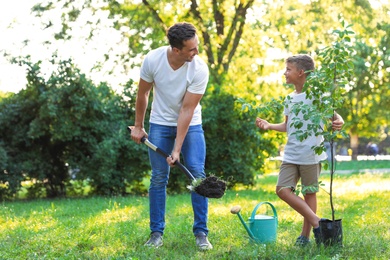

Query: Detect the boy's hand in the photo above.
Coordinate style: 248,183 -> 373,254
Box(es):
256,117 -> 270,130
332,113 -> 344,131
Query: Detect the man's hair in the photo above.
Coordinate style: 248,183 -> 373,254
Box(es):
167,22 -> 197,50
286,54 -> 315,74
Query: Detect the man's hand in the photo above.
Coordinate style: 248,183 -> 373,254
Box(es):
130,126 -> 148,144
167,151 -> 180,166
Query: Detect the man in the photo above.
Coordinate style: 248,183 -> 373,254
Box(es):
130,22 -> 212,250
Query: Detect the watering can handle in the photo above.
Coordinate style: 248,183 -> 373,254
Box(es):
251,202 -> 278,224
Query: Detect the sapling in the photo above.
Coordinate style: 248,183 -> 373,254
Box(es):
294,21 -> 355,221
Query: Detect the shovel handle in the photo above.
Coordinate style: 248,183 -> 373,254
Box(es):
127,126 -> 196,181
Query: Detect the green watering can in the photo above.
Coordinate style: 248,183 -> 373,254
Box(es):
231,202 -> 278,243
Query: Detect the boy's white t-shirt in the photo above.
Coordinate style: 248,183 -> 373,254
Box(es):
283,92 -> 327,164
140,46 -> 209,126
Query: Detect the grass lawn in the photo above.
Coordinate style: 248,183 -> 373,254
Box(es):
332,159 -> 390,171
266,159 -> 390,174
1,170 -> 389,259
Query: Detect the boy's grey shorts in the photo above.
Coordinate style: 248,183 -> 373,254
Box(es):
277,162 -> 322,193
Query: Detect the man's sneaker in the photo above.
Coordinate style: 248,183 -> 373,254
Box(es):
195,232 -> 213,250
313,226 -> 322,245
295,235 -> 310,246
144,232 -> 163,248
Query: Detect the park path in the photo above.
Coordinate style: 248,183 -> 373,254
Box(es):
269,168 -> 390,176
322,168 -> 390,174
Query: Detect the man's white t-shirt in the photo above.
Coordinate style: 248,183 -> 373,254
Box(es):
283,92 -> 327,164
140,46 -> 209,126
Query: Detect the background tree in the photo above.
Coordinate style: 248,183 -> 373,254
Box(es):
105,0 -> 277,187
0,58 -> 150,199
340,23 -> 390,158
28,0 -> 390,182
258,0 -> 390,158
2,0 -> 389,197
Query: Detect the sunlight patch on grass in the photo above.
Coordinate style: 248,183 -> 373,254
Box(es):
354,209 -> 389,227
231,184 -> 260,192
171,203 -> 192,216
87,204 -> 144,227
0,210 -> 57,234
226,196 -> 269,209
0,216 -> 20,232
24,214 -> 57,232
329,174 -> 390,196
209,204 -> 230,217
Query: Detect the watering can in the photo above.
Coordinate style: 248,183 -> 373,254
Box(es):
231,202 -> 278,243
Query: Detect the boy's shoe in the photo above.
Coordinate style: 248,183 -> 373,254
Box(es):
295,235 -> 310,247
144,232 -> 163,248
313,226 -> 322,245
195,232 -> 213,250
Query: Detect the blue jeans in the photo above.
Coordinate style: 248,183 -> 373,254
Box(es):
148,123 -> 208,236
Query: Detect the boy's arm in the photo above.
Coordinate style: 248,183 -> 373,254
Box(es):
256,116 -> 288,132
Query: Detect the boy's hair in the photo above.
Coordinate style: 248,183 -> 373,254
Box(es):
167,22 -> 197,50
286,54 -> 315,74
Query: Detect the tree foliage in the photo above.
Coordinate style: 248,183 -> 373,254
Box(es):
2,0 -> 389,198
0,58 -> 150,199
302,23 -> 355,221
340,21 -> 390,157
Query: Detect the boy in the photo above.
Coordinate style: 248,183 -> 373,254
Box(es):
255,54 -> 343,246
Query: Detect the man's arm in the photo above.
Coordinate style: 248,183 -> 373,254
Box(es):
131,78 -> 153,144
167,91 -> 203,165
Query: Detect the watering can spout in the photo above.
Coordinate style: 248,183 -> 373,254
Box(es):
230,205 -> 257,241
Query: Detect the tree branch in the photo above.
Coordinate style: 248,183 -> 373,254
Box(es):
220,0 -> 254,71
212,0 -> 224,36
142,0 -> 168,34
189,0 -> 215,65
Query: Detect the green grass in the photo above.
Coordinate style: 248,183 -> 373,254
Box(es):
266,159 -> 390,174
1,172 -> 389,259
333,160 -> 390,171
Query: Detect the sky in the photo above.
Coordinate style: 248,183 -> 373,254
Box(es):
0,0 -> 134,94
0,0 -> 38,93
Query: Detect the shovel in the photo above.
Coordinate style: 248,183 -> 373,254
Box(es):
127,126 -> 226,198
